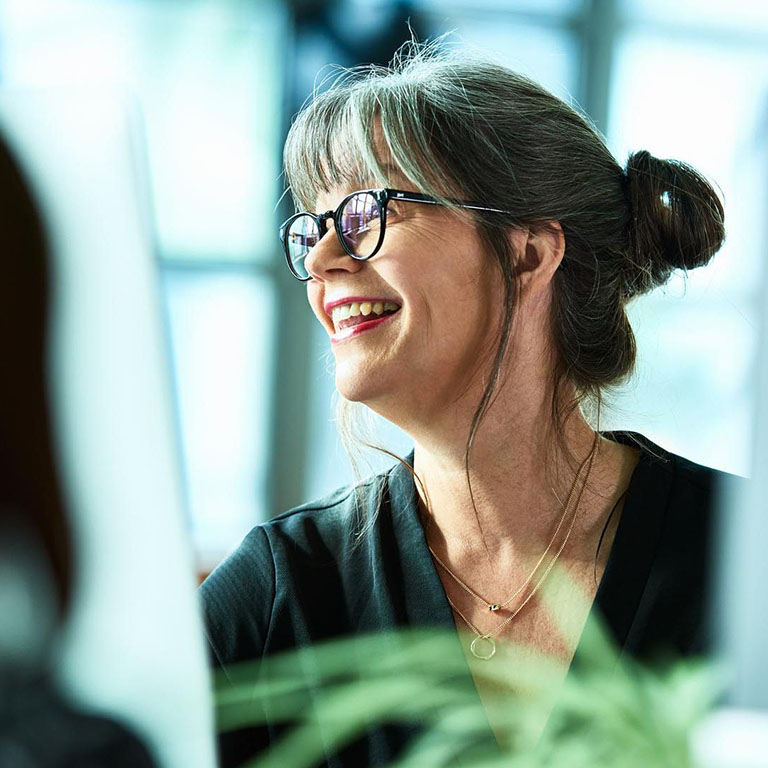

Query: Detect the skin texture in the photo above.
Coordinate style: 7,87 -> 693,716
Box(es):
304,180 -> 640,741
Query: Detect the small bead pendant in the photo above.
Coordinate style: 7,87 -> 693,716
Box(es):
489,604 -> 500,612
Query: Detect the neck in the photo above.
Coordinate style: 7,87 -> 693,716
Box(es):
411,382 -> 605,560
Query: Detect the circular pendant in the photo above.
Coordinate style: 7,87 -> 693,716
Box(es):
470,635 -> 496,660
488,604 -> 500,612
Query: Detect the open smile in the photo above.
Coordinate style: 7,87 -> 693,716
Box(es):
328,300 -> 401,343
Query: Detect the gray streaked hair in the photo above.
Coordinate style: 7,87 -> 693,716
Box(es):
283,39 -> 725,537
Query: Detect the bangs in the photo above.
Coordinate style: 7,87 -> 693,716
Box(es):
283,66 -> 461,213
283,86 -> 386,211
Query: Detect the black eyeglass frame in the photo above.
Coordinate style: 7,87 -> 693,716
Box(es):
279,187 -> 510,281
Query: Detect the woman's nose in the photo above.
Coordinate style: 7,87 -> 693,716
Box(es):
304,220 -> 364,281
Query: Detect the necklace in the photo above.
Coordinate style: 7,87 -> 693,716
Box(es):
426,433 -> 599,660
427,454 -> 584,614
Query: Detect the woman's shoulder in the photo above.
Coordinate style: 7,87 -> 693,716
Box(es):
267,477 -> 372,531
200,470 -> 414,666
207,471 -> 387,571
199,469 -> 400,663
605,428 -> 746,501
201,476 -> 371,583
262,471 -> 392,550
601,429 -> 746,657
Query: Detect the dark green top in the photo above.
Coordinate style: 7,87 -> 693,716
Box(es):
201,430 -> 736,767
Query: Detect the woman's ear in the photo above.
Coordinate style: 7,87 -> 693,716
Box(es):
512,222 -> 565,297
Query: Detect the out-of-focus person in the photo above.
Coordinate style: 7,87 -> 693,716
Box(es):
0,129 -> 157,767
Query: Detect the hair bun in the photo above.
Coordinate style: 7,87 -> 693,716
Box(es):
623,150 -> 725,298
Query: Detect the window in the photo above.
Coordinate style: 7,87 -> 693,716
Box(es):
0,0 -> 287,568
606,19 -> 768,474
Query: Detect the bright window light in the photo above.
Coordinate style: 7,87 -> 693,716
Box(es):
0,0 -> 286,260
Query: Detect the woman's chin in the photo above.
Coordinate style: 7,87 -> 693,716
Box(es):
334,374 -> 379,404
334,360 -> 395,406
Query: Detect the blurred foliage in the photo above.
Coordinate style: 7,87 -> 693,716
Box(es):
215,609 -> 721,768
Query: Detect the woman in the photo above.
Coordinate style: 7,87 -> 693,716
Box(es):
202,43 -> 731,766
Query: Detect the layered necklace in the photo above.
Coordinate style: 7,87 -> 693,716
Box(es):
425,433 -> 599,661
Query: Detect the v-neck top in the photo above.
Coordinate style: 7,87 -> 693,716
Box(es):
201,430 -> 740,767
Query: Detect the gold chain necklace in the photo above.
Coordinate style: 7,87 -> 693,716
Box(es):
427,456 -> 583,613
426,434 -> 599,661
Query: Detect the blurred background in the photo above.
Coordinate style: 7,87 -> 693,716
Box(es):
0,0 -> 764,575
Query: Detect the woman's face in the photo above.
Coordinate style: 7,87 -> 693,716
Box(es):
304,183 -> 506,422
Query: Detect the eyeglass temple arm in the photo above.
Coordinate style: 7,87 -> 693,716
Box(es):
385,189 -> 509,215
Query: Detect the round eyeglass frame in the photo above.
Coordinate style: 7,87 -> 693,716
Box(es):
279,188 -> 511,282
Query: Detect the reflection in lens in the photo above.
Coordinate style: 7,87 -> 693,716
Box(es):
286,214 -> 319,279
340,193 -> 381,258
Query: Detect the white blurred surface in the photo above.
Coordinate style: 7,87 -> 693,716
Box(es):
0,88 -> 215,768
164,270 -> 275,566
692,708 -> 768,768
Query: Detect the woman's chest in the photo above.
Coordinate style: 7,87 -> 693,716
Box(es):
443,565 -> 604,749
444,554 -> 604,659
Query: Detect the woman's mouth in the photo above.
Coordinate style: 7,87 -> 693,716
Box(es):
329,300 -> 400,343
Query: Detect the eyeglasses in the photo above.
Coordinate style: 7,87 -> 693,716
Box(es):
279,188 -> 509,281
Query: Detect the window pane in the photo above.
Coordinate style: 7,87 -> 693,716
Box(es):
605,33 -> 768,473
621,297 -> 757,476
163,271 -> 275,566
417,0 -> 584,16
622,0 -> 768,30
0,0 -> 285,261
609,35 -> 768,295
422,14 -> 578,100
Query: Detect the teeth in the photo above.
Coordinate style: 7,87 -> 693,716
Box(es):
329,300 -> 400,330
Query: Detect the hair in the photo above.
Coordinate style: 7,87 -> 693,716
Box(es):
0,131 -> 73,620
283,40 -> 726,539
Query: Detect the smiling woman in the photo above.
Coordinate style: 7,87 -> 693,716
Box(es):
200,40 -> 736,767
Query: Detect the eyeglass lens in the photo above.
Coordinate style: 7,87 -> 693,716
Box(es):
286,214 -> 319,280
285,192 -> 382,279
338,192 -> 381,258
